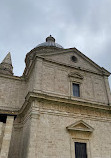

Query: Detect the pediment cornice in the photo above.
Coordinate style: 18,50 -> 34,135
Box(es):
66,120 -> 94,132
36,48 -> 110,76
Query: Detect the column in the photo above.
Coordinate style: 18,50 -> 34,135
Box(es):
0,116 -> 14,158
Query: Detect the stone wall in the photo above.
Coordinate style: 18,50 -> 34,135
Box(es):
8,110 -> 31,158
0,76 -> 26,110
7,98 -> 111,158
0,52 -> 110,111
33,59 -> 110,105
32,100 -> 111,158
0,48 -> 111,158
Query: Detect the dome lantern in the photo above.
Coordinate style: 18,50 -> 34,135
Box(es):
46,35 -> 55,42
36,35 -> 63,49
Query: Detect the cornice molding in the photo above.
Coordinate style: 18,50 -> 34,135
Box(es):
19,91 -> 111,115
36,55 -> 110,77
0,108 -> 19,115
23,55 -> 107,81
23,50 -> 110,81
0,73 -> 25,81
0,91 -> 111,116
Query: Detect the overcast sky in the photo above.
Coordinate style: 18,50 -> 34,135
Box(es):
0,0 -> 111,88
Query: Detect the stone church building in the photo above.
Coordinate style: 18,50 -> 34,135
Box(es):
0,36 -> 111,158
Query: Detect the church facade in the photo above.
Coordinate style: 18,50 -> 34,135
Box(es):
0,36 -> 111,158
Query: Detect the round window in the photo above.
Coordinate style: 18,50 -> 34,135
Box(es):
71,56 -> 78,62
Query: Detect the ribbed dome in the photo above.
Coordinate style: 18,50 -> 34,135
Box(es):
36,35 -> 63,49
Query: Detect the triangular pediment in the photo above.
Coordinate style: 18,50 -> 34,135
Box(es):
39,48 -> 110,76
68,72 -> 83,79
66,120 -> 94,132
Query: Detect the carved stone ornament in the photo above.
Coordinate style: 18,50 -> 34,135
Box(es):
66,120 -> 94,132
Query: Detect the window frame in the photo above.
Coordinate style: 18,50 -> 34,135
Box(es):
71,81 -> 82,98
71,138 -> 91,158
68,72 -> 83,98
72,83 -> 80,97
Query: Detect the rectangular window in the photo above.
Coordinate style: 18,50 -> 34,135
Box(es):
73,83 -> 80,97
75,142 -> 87,158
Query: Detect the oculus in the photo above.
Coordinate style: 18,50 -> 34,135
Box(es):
71,56 -> 78,62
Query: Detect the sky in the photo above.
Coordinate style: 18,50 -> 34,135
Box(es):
0,0 -> 111,88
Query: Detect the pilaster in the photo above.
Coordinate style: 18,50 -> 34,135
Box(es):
34,58 -> 43,91
0,116 -> 14,158
104,76 -> 111,105
27,100 -> 40,158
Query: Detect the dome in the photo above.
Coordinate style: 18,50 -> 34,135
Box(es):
36,35 -> 63,49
